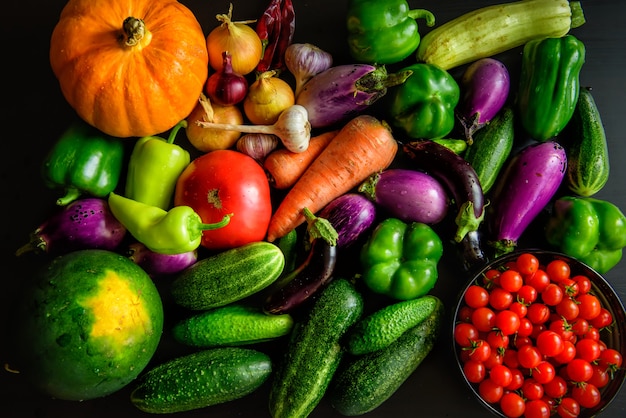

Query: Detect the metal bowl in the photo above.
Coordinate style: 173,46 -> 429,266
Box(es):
452,249 -> 626,417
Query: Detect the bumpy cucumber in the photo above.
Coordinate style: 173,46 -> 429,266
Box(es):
328,296 -> 444,416
565,86 -> 610,197
345,295 -> 441,355
268,278 -> 364,418
130,347 -> 272,414
463,107 -> 515,194
170,241 -> 284,310
172,304 -> 294,347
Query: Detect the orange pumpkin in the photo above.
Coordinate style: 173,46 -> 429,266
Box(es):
49,0 -> 209,138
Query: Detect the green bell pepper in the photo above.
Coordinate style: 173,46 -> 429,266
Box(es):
359,218 -> 443,300
387,63 -> 460,139
518,34 -> 586,142
108,192 -> 231,255
125,120 -> 190,210
346,0 -> 435,65
42,120 -> 124,206
545,196 -> 626,274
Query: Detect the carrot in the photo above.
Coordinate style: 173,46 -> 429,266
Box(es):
266,115 -> 398,242
263,130 -> 338,189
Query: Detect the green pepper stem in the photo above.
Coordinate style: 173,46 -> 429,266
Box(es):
408,9 -> 436,27
56,188 -> 82,206
570,2 -> 586,29
167,120 -> 188,145
197,213 -> 233,231
302,207 -> 338,247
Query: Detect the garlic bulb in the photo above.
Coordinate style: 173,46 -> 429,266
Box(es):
285,43 -> 333,98
236,133 -> 280,162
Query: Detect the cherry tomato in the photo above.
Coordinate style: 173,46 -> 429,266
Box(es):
572,274 -> 592,295
527,303 -> 550,325
590,307 -> 613,329
576,293 -> 602,320
517,285 -> 538,305
521,377 -> 544,400
514,336 -> 533,349
588,363 -> 610,388
489,287 -> 513,310
509,301 -> 528,319
487,330 -> 509,351
566,358 -> 593,382
500,269 -> 523,292
517,317 -> 534,338
483,268 -> 501,288
457,305 -> 474,323
556,397 -> 580,418
464,284 -> 490,308
463,359 -> 486,383
598,348 -> 623,369
495,310 -> 520,336
571,318 -> 590,336
553,340 -> 576,364
555,297 -> 580,321
484,350 -> 505,369
503,349 -> 520,369
525,269 -> 551,293
499,392 -> 525,417
536,330 -> 565,357
517,344 -> 542,369
467,339 -> 492,363
546,259 -> 570,283
541,283 -> 564,306
454,322 -> 479,347
559,278 -> 579,298
533,361 -> 556,384
549,318 -> 573,341
543,375 -> 568,399
571,382 -> 601,408
582,326 -> 601,342
489,364 -> 513,387
174,150 -> 272,250
575,338 -> 602,363
506,367 -> 525,391
472,306 -> 497,333
478,378 -> 504,404
516,252 -> 539,276
524,399 -> 551,418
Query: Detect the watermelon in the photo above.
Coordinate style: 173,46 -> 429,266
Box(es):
14,249 -> 164,401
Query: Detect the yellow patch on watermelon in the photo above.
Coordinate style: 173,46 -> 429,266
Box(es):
79,271 -> 153,350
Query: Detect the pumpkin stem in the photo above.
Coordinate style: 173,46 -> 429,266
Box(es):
122,17 -> 147,47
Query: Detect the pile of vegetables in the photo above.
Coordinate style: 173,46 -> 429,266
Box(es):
9,0 -> 626,417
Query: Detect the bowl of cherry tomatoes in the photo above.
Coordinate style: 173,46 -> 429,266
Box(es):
452,249 -> 626,418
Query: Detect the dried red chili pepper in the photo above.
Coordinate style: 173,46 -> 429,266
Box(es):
256,0 -> 295,74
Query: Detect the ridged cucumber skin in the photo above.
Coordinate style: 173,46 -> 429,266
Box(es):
170,242 -> 285,310
566,87 -> 610,197
416,0 -> 584,70
268,279 -> 364,418
464,107 -> 515,194
172,304 -> 294,347
130,347 -> 272,414
345,295 -> 441,355
328,297 -> 444,416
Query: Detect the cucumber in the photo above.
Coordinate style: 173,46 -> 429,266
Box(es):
328,296 -> 444,416
565,86 -> 610,197
345,295 -> 441,355
170,241 -> 285,310
130,347 -> 272,414
463,106 -> 514,194
172,304 -> 294,347
268,278 -> 364,418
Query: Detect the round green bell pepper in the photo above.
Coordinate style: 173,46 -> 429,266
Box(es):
42,120 -> 124,206
359,218 -> 443,300
545,196 -> 626,274
386,63 -> 460,140
346,0 -> 435,65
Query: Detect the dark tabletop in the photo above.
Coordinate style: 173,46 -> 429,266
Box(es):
2,1 -> 625,417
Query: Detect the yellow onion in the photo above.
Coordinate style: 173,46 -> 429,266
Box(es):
244,71 -> 295,125
185,93 -> 244,152
206,4 -> 262,75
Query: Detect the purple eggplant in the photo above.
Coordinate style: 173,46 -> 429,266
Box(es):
487,141 -> 567,256
358,168 -> 449,224
127,242 -> 198,277
457,58 -> 510,144
296,64 -> 412,128
403,140 -> 485,243
16,197 -> 126,256
318,193 -> 377,249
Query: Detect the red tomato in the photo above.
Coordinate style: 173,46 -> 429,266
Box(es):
506,367 -> 525,391
472,306 -> 497,333
576,293 -> 602,320
546,259 -> 570,283
500,269 -> 523,292
521,377 -> 544,400
464,284 -> 490,308
598,348 -> 623,369
533,361 -> 556,385
541,283 -> 564,306
517,285 -> 538,305
525,269 -> 551,293
516,252 -> 539,275
467,339 -> 492,363
463,359 -> 486,383
517,345 -> 542,369
495,310 -> 520,336
556,397 -> 580,418
572,274 -> 592,295
489,364 -> 513,387
575,338 -> 602,363
524,399 -> 551,418
588,363 -> 610,388
489,287 -> 513,310
543,375 -> 568,399
478,378 -> 503,404
590,307 -> 613,329
174,150 -> 272,250
454,322 -> 479,347
566,358 -> 593,382
571,382 -> 601,408
555,297 -> 580,321
500,392 -> 525,417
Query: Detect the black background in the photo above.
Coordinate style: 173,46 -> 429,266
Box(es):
1,1 -> 625,417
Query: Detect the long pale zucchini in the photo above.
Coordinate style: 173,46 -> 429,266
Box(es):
416,0 -> 585,70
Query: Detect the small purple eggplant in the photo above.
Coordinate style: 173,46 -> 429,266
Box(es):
296,64 -> 412,128
487,141 -> 567,256
126,242 -> 197,277
457,58 -> 510,144
358,168 -> 449,224
318,193 -> 377,249
16,197 -> 126,256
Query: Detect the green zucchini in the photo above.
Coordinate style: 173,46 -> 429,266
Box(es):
170,241 -> 285,310
565,86 -> 610,197
172,304 -> 294,347
268,278 -> 364,418
328,296 -> 444,416
130,347 -> 272,414
463,107 -> 515,194
345,295 -> 441,355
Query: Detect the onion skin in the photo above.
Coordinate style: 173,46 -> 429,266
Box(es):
318,193 -> 377,249
487,141 -> 567,256
296,64 -> 412,128
359,169 -> 449,224
458,58 -> 510,143
205,51 -> 248,106
127,242 -> 198,277
16,198 -> 126,256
